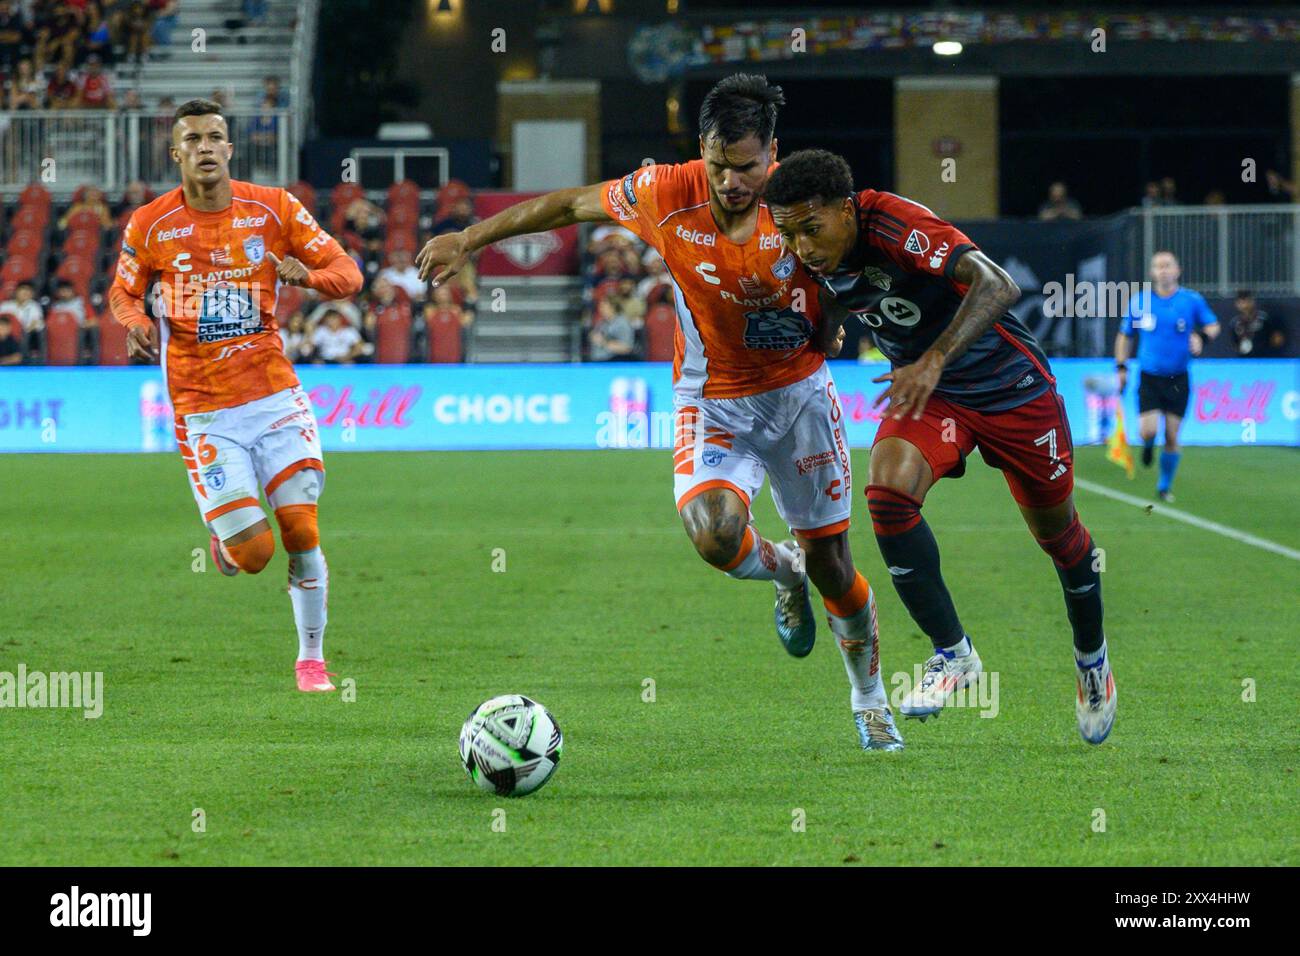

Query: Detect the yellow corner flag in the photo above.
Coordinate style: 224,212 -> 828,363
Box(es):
1107,404 -> 1135,479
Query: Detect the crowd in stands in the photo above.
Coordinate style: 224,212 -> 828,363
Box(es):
0,178 -> 478,366
1039,172 -> 1300,220
579,225 -> 674,362
0,0 -> 181,80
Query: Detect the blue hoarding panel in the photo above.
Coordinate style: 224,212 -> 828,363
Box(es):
1,359 -> 1296,453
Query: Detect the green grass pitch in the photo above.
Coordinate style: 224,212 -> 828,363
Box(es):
1,445 -> 1297,866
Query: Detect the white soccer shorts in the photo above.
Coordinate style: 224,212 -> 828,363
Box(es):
672,363 -> 852,538
175,386 -> 325,538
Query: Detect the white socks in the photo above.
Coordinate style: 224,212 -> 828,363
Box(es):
288,547 -> 329,662
941,635 -> 973,658
724,529 -> 802,588
827,589 -> 887,711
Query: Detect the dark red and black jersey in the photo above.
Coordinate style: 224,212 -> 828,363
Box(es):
816,189 -> 1052,412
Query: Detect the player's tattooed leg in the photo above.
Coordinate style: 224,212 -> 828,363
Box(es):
680,488 -> 749,568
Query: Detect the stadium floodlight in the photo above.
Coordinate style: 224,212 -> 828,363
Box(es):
933,41 -> 964,56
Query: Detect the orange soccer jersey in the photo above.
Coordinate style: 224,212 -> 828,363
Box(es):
109,180 -> 362,417
601,159 -> 823,399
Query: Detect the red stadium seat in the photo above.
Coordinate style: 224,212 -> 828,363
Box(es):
386,203 -> 419,229
384,228 -> 418,258
426,309 -> 463,363
55,256 -> 96,299
331,182 -> 364,207
19,183 -> 52,209
388,179 -> 419,206
97,310 -> 129,365
10,205 -> 49,232
288,180 -> 317,214
644,303 -> 676,362
434,179 -> 470,220
643,280 -> 673,307
63,230 -> 101,259
6,228 -> 43,258
44,309 -> 81,365
0,255 -> 39,291
373,302 -> 413,364
64,209 -> 104,235
274,284 -> 306,322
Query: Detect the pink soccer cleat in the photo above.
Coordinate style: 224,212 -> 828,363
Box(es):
210,534 -> 240,576
295,659 -> 337,692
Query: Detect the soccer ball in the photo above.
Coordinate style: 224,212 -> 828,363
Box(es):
458,695 -> 563,797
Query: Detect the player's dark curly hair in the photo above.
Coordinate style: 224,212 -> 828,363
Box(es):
698,74 -> 784,147
763,149 -> 855,207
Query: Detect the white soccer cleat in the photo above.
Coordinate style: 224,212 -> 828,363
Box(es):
1075,650 -> 1117,745
898,644 -> 983,720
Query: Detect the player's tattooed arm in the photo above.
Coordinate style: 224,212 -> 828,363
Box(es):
927,250 -> 1021,366
814,286 -> 847,357
417,184 -> 610,284
872,250 -> 1020,420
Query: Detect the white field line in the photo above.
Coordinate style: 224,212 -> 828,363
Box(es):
1075,478 -> 1300,562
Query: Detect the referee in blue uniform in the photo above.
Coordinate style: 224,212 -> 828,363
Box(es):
1115,250 -> 1220,501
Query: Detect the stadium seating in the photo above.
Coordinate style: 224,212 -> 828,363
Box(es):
288,181 -> 318,215
43,311 -> 82,366
644,304 -> 676,362
373,303 -> 414,364
96,311 -> 130,366
426,310 -> 463,363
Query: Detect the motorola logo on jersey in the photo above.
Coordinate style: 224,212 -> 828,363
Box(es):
156,224 -> 195,243
855,296 -> 922,328
231,215 -> 269,229
675,225 -> 717,246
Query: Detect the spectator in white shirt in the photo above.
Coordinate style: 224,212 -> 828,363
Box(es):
378,249 -> 428,302
311,309 -> 364,364
306,297 -> 362,330
0,281 -> 44,335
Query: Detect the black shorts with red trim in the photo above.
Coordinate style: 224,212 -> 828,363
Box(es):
873,388 -> 1075,509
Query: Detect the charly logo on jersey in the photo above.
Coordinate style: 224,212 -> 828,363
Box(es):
695,261 -> 721,285
242,235 -> 265,265
903,229 -> 930,255
494,231 -> 560,269
771,251 -> 796,280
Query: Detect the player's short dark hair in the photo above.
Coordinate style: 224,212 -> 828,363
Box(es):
763,149 -> 855,208
1151,249 -> 1179,263
698,74 -> 784,148
173,98 -> 225,126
